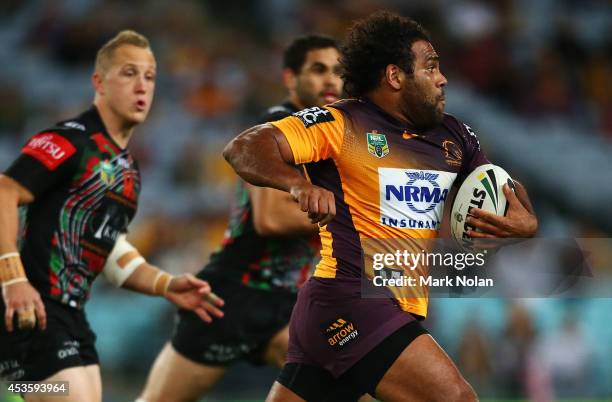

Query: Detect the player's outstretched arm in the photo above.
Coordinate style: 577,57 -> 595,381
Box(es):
122,265 -> 225,323
0,175 -> 46,332
467,181 -> 538,239
224,124 -> 335,225
102,235 -> 224,323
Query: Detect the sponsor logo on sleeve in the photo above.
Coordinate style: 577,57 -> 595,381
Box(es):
379,168 -> 457,230
22,132 -> 76,171
293,106 -> 334,128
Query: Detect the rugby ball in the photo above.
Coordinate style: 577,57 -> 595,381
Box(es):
450,164 -> 515,250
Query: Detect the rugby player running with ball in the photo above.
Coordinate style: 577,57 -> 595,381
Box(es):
224,12 -> 537,402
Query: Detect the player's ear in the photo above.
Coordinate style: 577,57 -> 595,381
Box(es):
92,71 -> 104,95
384,64 -> 402,91
282,68 -> 297,91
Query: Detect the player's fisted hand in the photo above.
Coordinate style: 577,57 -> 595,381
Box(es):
467,184 -> 538,239
290,183 -> 336,226
2,281 -> 46,332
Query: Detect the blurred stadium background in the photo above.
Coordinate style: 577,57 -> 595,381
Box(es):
0,0 -> 610,401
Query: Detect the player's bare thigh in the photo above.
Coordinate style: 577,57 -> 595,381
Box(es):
262,325 -> 290,368
375,334 -> 477,402
138,343 -> 226,402
25,365 -> 101,402
84,365 -> 101,402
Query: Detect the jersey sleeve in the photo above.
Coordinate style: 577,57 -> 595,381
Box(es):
4,131 -> 80,198
271,106 -> 345,164
458,121 -> 489,178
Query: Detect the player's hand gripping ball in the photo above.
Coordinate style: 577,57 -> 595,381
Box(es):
450,164 -> 514,251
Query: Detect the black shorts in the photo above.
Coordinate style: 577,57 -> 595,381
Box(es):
277,320 -> 428,401
0,298 -> 99,381
171,272 -> 296,366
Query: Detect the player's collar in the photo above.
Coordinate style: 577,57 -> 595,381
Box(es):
80,106 -> 108,133
81,106 -> 124,150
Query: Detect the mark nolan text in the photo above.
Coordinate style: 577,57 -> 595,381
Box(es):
373,275 -> 494,287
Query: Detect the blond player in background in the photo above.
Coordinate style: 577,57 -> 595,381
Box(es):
0,30 -> 223,402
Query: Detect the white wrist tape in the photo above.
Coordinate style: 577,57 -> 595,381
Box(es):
152,271 -> 172,296
102,234 -> 145,287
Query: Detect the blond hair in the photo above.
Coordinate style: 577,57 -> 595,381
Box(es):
95,30 -> 151,73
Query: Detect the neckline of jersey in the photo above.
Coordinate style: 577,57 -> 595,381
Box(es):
359,97 -> 425,136
85,105 -> 127,151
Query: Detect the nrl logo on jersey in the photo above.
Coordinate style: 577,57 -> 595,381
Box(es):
367,131 -> 389,158
99,160 -> 115,186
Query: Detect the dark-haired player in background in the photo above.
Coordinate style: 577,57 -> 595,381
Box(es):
0,30 -> 223,402
224,12 -> 538,402
138,35 -> 345,402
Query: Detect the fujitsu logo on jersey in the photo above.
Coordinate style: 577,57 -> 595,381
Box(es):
22,132 -> 76,170
29,135 -> 68,159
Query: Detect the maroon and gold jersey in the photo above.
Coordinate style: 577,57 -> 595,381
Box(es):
272,99 -> 488,316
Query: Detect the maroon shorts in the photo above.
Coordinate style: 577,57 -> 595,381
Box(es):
287,277 -> 416,377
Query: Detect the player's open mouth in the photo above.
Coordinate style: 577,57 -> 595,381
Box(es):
136,100 -> 146,111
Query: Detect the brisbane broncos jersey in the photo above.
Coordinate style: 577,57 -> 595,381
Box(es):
4,107 -> 140,309
272,99 -> 488,316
